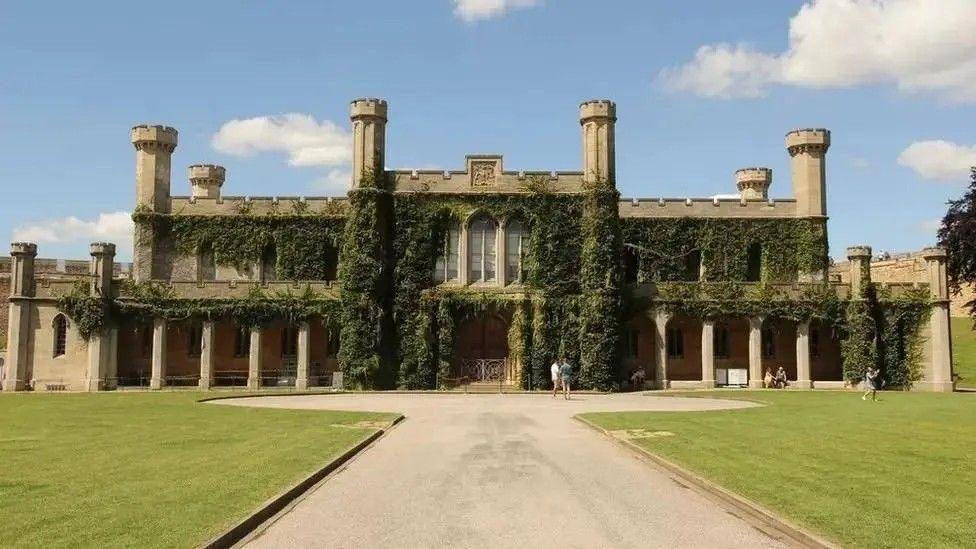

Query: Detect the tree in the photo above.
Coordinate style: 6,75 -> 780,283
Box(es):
938,167 -> 976,317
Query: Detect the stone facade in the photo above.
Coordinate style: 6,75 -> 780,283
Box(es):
0,98 -> 956,392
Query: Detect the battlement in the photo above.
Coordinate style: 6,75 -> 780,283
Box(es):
169,195 -> 350,216
846,245 -> 872,259
130,124 -> 178,150
619,197 -> 797,218
350,97 -> 388,120
786,128 -> 830,155
921,247 -> 947,260
188,164 -> 226,183
579,99 -> 616,121
735,167 -> 772,200
10,242 -> 37,256
89,242 -> 116,256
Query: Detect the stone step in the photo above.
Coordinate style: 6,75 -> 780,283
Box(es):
465,383 -> 519,393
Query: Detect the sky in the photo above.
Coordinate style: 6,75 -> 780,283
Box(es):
1,0 -> 975,262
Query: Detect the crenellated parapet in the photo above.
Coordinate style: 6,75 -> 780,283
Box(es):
130,124 -> 178,153
735,167 -> 772,200
188,164 -> 226,199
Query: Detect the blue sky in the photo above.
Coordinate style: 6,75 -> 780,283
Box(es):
2,0 -> 974,262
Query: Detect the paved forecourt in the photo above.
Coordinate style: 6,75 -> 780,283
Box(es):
214,393 -> 781,548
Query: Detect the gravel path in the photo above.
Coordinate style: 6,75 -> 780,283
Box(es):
214,393 -> 782,548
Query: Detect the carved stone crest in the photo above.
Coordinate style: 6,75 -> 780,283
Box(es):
471,161 -> 496,187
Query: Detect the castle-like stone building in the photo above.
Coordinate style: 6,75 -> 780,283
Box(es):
0,99 -> 956,392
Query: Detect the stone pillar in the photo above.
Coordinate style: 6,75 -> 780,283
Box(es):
736,168 -> 772,200
748,317 -> 763,388
149,318 -> 168,390
579,100 -> 616,184
701,320 -> 715,389
198,321 -> 215,390
248,327 -> 263,390
188,164 -> 226,199
921,247 -> 954,392
847,245 -> 872,297
795,320 -> 812,389
131,124 -> 177,282
3,243 -> 36,392
786,128 -> 830,217
296,322 -> 311,390
350,98 -> 388,187
106,327 -> 118,390
653,310 -> 671,389
85,243 -> 116,392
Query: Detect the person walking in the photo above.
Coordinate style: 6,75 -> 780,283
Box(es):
551,359 -> 561,398
559,358 -> 573,400
862,366 -> 880,401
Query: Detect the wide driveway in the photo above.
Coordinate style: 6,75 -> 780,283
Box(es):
215,393 -> 783,548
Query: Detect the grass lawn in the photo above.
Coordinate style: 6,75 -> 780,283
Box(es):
952,316 -> 975,388
0,392 -> 397,548
582,391 -> 976,548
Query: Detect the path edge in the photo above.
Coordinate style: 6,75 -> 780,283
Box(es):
200,414 -> 405,549
574,415 -> 837,549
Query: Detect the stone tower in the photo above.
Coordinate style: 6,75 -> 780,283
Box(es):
85,242 -> 117,392
350,98 -> 388,187
921,247 -> 954,392
735,167 -> 772,200
579,100 -> 616,184
3,242 -> 36,391
131,124 -> 177,282
786,128 -> 830,217
188,164 -> 225,199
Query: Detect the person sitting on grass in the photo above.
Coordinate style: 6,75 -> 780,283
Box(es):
763,367 -> 773,388
862,366 -> 880,401
774,366 -> 789,389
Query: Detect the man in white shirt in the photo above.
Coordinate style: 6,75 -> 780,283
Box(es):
551,360 -> 561,398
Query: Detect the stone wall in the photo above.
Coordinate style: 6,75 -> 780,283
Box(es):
831,251 -> 975,317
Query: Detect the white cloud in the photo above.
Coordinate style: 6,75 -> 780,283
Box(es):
212,114 -> 351,167
897,140 -> 976,181
309,169 -> 352,195
453,0 -> 542,22
12,211 -> 133,250
659,0 -> 976,102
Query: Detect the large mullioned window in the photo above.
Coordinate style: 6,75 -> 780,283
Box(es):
433,223 -> 460,283
505,220 -> 529,284
468,216 -> 497,283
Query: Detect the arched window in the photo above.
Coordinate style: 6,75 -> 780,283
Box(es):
260,245 -> 277,283
623,247 -> 639,284
323,244 -> 339,282
468,215 -> 498,283
685,250 -> 702,281
434,222 -> 460,283
746,243 -> 762,282
198,242 -> 216,282
505,220 -> 529,284
53,314 -> 68,357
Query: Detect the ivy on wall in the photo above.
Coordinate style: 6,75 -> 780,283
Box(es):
133,207 -> 346,280
621,217 -> 828,282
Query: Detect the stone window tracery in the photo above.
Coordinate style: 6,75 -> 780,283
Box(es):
468,216 -> 497,283
505,220 -> 529,284
434,222 -> 460,283
53,314 -> 68,357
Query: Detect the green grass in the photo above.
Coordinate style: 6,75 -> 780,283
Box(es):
0,392 -> 396,548
582,391 -> 976,548
952,316 -> 976,388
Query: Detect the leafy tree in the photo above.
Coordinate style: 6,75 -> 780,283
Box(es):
938,167 -> 976,317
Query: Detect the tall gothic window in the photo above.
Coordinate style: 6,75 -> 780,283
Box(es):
323,244 -> 339,282
746,243 -> 762,282
468,216 -> 497,283
685,250 -> 702,281
505,220 -> 529,284
433,223 -> 460,283
53,314 -> 68,357
198,242 -> 216,282
260,245 -> 277,283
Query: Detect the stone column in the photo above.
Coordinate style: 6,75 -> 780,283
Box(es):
198,321 -> 215,390
149,318 -> 168,390
85,243 -> 116,392
653,310 -> 670,389
350,98 -> 387,187
921,248 -> 954,392
296,322 -> 311,390
701,320 -> 715,389
247,327 -> 263,390
748,317 -> 763,388
579,100 -> 616,184
795,320 -> 812,389
847,246 -> 872,297
3,242 -> 36,392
